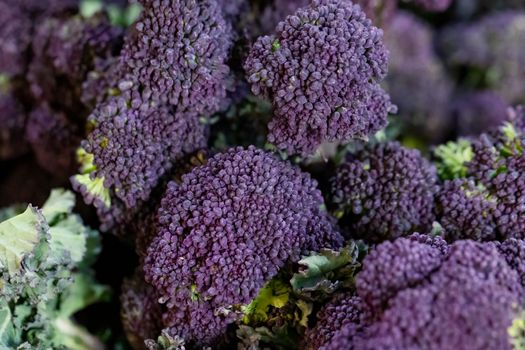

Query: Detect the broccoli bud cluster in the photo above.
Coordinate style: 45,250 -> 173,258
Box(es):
435,108 -> 525,241
308,234 -> 525,350
142,146 -> 342,345
244,0 -> 394,155
331,142 -> 438,241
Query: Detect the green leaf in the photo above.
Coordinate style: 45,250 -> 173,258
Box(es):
58,273 -> 111,318
80,0 -> 103,18
42,189 -> 75,224
0,206 -> 44,275
242,279 -> 291,324
434,139 -> 474,180
48,216 -> 87,264
53,318 -> 105,350
0,303 -> 17,347
290,244 -> 360,296
295,300 -> 312,328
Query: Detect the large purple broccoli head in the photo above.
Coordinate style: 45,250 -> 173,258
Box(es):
439,12 -> 525,104
143,146 -> 343,345
118,0 -> 233,114
384,11 -> 452,143
244,0 -> 394,155
331,142 -> 438,242
312,235 -> 525,350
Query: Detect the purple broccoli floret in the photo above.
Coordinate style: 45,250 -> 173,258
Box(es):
72,89 -> 206,232
255,0 -> 395,37
354,240 -> 522,350
452,91 -> 509,137
25,104 -> 81,176
311,235 -> 525,350
435,178 -> 498,241
143,146 -> 343,345
384,11 -> 453,143
118,0 -> 233,114
73,1 -> 233,233
244,0 -> 394,155
28,14 -> 122,104
331,142 -> 438,242
434,107 -> 525,241
303,294 -> 369,350
356,234 -> 448,313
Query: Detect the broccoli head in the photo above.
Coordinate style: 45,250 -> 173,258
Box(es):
244,0 -> 394,155
142,146 -> 343,346
306,234 -> 525,350
331,142 -> 438,242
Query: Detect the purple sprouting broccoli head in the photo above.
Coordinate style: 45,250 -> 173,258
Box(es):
452,91 -> 509,137
439,12 -> 525,104
384,11 -> 453,143
255,0 -> 395,39
142,146 -> 343,346
257,0 -> 310,36
435,107 -> 525,241
331,142 -> 438,242
71,88 -> 207,232
244,0 -> 394,155
435,178 -> 498,242
118,0 -> 233,114
308,234 -> 525,350
72,1 -> 234,233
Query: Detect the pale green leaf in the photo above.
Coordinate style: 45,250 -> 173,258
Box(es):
42,189 -> 75,224
0,206 -> 43,275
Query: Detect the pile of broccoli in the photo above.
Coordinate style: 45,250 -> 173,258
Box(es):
3,0 -> 525,349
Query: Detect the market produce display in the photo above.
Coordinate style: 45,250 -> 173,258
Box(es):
2,0 -> 525,349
